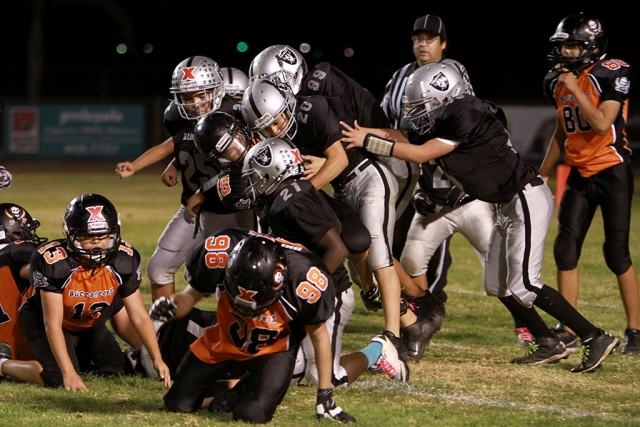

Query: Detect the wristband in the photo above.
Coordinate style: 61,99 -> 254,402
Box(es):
363,134 -> 395,157
316,388 -> 333,405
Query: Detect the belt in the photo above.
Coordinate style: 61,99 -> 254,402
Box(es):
342,159 -> 374,186
525,176 -> 544,190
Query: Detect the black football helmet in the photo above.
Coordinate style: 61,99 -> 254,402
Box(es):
0,203 -> 47,246
63,194 -> 121,268
548,14 -> 608,73
224,235 -> 288,317
194,112 -> 253,172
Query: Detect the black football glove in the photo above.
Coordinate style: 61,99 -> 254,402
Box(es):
412,189 -> 436,216
316,389 -> 355,423
149,296 -> 177,322
445,185 -> 474,209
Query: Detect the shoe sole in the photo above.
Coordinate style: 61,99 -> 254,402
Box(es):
511,349 -> 570,365
572,338 -> 621,373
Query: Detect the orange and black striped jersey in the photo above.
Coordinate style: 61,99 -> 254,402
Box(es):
543,58 -> 633,177
23,238 -> 141,332
185,227 -> 335,365
0,240 -> 38,360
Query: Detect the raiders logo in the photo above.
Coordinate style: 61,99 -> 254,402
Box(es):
277,47 -> 298,67
253,145 -> 273,167
430,72 -> 450,92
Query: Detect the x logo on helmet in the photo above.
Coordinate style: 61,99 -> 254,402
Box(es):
238,286 -> 258,303
181,67 -> 197,81
86,206 -> 106,223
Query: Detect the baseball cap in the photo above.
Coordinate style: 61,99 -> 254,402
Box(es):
412,15 -> 447,40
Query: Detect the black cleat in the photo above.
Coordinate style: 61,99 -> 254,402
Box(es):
571,330 -> 620,373
381,330 -> 410,363
552,323 -> 578,352
405,292 -> 445,319
0,342 -> 11,360
401,314 -> 441,362
621,327 -> 640,356
510,336 -> 569,365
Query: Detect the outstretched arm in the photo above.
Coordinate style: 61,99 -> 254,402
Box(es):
116,137 -> 175,179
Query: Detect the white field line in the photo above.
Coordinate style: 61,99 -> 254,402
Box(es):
351,379 -> 639,423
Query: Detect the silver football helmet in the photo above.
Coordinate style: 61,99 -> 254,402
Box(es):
220,67 -> 249,98
439,59 -> 473,95
170,56 -> 226,120
241,77 -> 298,140
248,45 -> 308,94
402,62 -> 466,135
242,137 -> 304,203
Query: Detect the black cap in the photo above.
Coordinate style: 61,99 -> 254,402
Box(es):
412,15 -> 447,40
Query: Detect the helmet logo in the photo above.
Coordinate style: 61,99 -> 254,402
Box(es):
181,67 -> 197,81
253,145 -> 273,167
273,265 -> 286,287
585,19 -> 602,41
85,206 -> 109,233
290,148 -> 302,164
276,47 -> 298,66
4,206 -> 27,226
430,72 -> 450,92
237,286 -> 259,303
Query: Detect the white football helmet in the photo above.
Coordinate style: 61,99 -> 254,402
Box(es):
248,45 -> 308,94
242,137 -> 304,202
241,77 -> 298,140
220,67 -> 249,97
170,56 -> 225,120
402,62 -> 466,135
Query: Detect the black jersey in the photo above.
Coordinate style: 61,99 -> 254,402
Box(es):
292,94 -> 375,189
427,94 -> 538,203
200,170 -> 253,213
300,62 -> 390,128
168,95 -> 243,210
258,179 -> 352,293
23,239 -> 142,332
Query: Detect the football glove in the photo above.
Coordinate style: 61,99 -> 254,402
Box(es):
445,185 -> 474,209
316,389 -> 355,423
411,189 -> 436,216
149,296 -> 177,322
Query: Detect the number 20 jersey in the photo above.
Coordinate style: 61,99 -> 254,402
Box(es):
184,227 -> 336,364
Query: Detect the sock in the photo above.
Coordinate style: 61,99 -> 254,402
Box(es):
498,296 -> 553,338
534,284 -> 598,339
0,358 -> 7,378
357,341 -> 383,368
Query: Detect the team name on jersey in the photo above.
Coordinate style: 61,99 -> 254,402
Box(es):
68,287 -> 115,298
255,314 -> 277,323
183,132 -> 194,140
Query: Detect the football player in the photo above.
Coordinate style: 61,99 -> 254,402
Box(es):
343,62 -> 620,373
155,231 -> 370,422
220,67 -> 249,100
0,203 -> 46,384
539,14 -> 640,356
115,56 -> 255,301
20,194 -> 170,389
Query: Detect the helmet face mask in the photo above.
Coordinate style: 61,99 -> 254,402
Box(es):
63,194 -> 121,269
241,77 -> 298,140
242,137 -> 305,203
194,112 -> 253,172
548,15 -> 608,73
170,56 -> 226,120
248,45 -> 308,94
0,203 -> 47,247
402,62 -> 465,135
224,236 -> 288,317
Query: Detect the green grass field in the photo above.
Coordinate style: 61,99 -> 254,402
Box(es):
2,170 -> 640,426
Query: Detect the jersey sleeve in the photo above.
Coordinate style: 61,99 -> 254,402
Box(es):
542,70 -> 559,107
594,59 -> 633,103
113,242 -> 142,299
29,240 -> 72,294
282,249 -> 336,326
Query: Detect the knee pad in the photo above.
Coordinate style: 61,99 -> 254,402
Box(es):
603,240 -> 632,275
40,369 -> 63,388
234,401 -> 270,424
553,231 -> 579,271
146,249 -> 179,285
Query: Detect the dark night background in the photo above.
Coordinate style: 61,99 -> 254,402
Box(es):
3,2 -> 638,104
